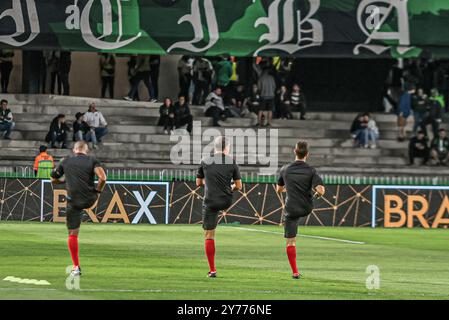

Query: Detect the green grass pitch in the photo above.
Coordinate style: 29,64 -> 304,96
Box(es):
0,222 -> 448,300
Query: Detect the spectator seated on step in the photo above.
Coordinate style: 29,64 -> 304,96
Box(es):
228,83 -> 249,118
350,113 -> 369,148
0,99 -> 14,140
73,112 -> 90,142
172,94 -> 193,134
84,102 -> 108,148
205,87 -> 229,127
366,114 -> 380,149
158,97 -> 175,134
45,114 -> 70,149
275,85 -> 293,120
33,145 -> 54,178
430,128 -> 449,166
408,130 -> 429,166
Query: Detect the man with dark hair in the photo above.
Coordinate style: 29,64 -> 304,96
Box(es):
0,99 -> 14,140
45,114 -> 70,149
33,145 -> 54,178
196,136 -> 242,278
51,141 -> 107,277
430,129 -> 449,165
277,141 -> 325,279
73,112 -> 89,142
409,130 -> 430,165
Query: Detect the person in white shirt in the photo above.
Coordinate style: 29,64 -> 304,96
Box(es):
366,114 -> 379,149
83,102 -> 108,148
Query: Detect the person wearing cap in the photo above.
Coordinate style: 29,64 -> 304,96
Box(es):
34,145 -> 54,178
73,112 -> 89,142
430,129 -> 449,166
408,130 -> 429,166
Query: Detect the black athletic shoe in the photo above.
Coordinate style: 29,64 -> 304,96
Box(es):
292,273 -> 301,279
207,271 -> 217,278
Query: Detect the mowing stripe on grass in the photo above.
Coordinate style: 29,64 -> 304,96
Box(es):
228,227 -> 365,245
0,287 -> 446,298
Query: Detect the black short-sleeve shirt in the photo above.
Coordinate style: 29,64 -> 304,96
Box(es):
197,154 -> 241,209
51,154 -> 102,206
278,161 -> 323,217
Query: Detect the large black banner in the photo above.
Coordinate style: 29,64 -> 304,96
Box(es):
1,178 -> 449,228
0,1 -> 449,58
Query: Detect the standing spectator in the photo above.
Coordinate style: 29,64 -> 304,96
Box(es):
124,54 -> 156,102
127,55 -> 139,101
246,84 -> 262,115
33,145 -> 54,178
73,112 -> 89,142
0,99 -> 14,140
350,113 -> 364,143
193,57 -> 213,105
412,88 -> 428,134
205,87 -> 226,127
84,103 -> 108,148
290,84 -> 307,120
397,84 -> 416,141
229,83 -> 249,117
177,56 -> 192,100
257,69 -> 277,127
45,114 -> 69,149
58,51 -> 71,95
276,85 -> 293,119
158,98 -> 175,134
216,57 -> 233,102
150,55 -> 161,101
0,49 -> 14,93
409,130 -> 429,165
425,88 -> 445,137
47,51 -> 60,95
172,95 -> 193,134
100,53 -> 115,99
430,129 -> 449,165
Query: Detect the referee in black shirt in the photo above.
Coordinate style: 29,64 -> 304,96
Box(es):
51,141 -> 107,277
277,141 -> 325,279
196,136 -> 242,278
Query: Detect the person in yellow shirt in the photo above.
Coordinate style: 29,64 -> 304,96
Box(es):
34,145 -> 54,178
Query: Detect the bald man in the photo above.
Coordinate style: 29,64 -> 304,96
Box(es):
196,136 -> 242,277
51,141 -> 107,277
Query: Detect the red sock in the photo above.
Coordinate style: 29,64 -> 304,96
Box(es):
68,235 -> 80,267
205,239 -> 216,272
286,245 -> 298,275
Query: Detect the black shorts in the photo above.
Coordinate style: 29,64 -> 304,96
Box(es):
283,210 -> 310,238
284,215 -> 301,238
260,98 -> 274,112
202,205 -> 221,231
66,198 -> 97,230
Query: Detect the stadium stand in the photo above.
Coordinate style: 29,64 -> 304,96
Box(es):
0,94 -> 448,177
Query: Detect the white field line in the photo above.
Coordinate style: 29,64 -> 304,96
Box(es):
0,287 -> 447,298
228,226 -> 366,245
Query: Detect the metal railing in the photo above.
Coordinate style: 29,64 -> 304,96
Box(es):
0,166 -> 447,186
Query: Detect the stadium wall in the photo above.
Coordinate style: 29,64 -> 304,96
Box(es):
1,178 -> 448,229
